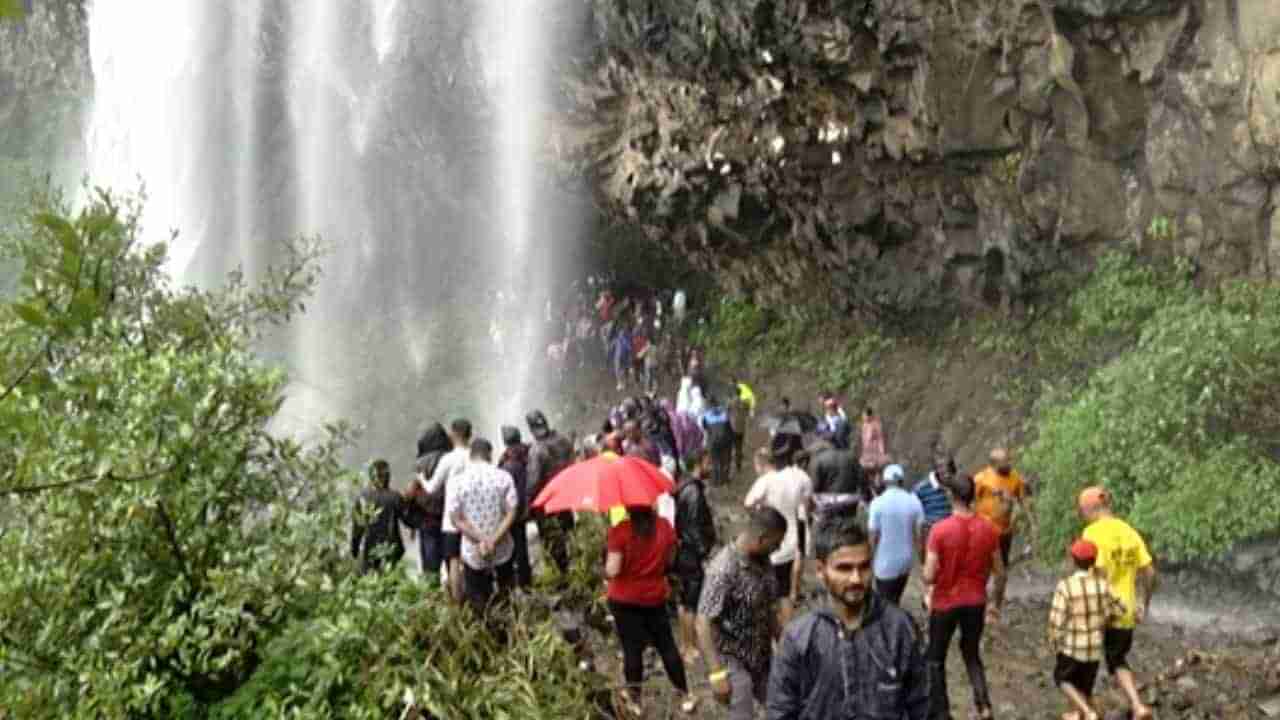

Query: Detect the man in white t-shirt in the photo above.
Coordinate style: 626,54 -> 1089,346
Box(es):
743,446 -> 812,621
421,418 -> 472,601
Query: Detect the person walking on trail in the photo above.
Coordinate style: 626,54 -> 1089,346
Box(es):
1078,487 -> 1157,720
868,464 -> 925,606
914,453 -> 956,547
808,437 -> 867,524
525,410 -> 576,577
451,438 -> 519,617
622,418 -> 660,467
744,447 -> 813,624
498,426 -> 533,590
697,507 -> 787,720
673,449 -> 717,663
606,505 -> 698,715
729,378 -> 756,474
700,395 -> 735,487
1048,538 -> 1130,720
767,515 -> 929,720
974,447 -> 1034,566
817,393 -> 852,450
922,474 -> 1006,720
421,419 -> 473,600
406,422 -> 451,579
858,407 -> 889,487
351,459 -> 407,575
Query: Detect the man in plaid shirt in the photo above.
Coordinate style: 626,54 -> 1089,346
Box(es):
1048,539 -> 1127,720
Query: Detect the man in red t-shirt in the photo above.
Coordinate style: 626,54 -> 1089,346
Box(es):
922,474 -> 1007,720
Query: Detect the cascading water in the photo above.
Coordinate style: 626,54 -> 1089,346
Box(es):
83,1 -> 584,462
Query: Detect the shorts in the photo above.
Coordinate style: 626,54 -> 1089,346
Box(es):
1053,654 -> 1100,695
443,531 -> 461,561
773,560 -> 794,598
676,570 -> 705,611
1104,627 -> 1134,674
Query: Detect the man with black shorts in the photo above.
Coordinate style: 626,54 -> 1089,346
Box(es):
673,449 -> 717,660
1048,539 -> 1128,720
1080,487 -> 1157,720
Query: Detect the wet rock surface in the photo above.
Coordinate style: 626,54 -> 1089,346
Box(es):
557,0 -> 1280,311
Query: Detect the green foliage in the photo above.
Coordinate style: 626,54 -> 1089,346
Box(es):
1146,215 -> 1176,243
0,0 -> 22,20
1024,279 -> 1280,562
0,185 -> 346,716
808,332 -> 895,395
213,571 -> 603,719
1067,252 -> 1192,341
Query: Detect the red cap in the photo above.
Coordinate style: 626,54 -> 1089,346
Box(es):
1070,539 -> 1098,563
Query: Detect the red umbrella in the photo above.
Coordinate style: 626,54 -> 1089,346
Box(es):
531,454 -> 674,514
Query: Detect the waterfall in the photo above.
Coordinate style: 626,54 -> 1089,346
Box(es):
83,1 -> 580,461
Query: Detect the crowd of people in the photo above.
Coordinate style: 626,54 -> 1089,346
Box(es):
351,343 -> 1159,720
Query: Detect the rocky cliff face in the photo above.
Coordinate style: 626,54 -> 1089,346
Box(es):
0,1 -> 89,190
557,0 -> 1280,312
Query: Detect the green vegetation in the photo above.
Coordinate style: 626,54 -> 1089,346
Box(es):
1024,254 -> 1280,562
689,297 -> 893,393
0,187 -> 598,717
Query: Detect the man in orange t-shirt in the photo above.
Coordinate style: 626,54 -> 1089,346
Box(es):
974,448 -> 1034,565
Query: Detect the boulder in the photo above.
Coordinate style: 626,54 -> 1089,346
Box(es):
1055,0 -> 1187,19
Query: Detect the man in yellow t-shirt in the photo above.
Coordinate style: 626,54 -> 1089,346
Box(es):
1079,486 -> 1157,720
973,448 -> 1033,565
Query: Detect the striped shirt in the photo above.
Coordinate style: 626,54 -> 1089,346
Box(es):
914,474 -> 952,525
1048,570 -> 1127,662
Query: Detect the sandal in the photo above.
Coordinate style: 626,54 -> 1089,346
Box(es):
680,697 -> 699,714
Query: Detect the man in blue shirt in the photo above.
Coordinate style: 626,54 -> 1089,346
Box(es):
868,464 -> 925,605
913,454 -> 956,546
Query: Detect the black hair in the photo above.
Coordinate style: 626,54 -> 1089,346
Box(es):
629,506 -> 656,538
747,506 -> 787,539
946,473 -> 976,505
813,514 -> 870,561
469,437 -> 493,462
864,407 -> 874,417
1072,553 -> 1097,571
451,418 -> 473,442
370,459 -> 391,487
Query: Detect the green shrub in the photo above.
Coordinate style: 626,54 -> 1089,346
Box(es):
1025,280 -> 1280,562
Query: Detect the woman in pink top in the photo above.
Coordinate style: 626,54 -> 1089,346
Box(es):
859,408 -> 888,485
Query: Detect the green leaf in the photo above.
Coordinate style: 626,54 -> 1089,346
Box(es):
0,0 -> 23,20
13,301 -> 49,328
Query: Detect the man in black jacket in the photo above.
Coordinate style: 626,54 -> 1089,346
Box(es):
674,449 -> 717,660
499,425 -> 533,589
351,459 -> 407,575
525,410 -> 575,576
766,515 -> 928,720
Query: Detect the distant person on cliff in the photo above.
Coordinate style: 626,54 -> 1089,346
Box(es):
610,324 -> 633,391
422,419 -> 473,600
1078,487 -> 1157,720
699,395 -> 735,487
1048,538 -> 1129,720
858,407 -> 889,487
351,460 -> 407,575
868,464 -> 925,606
526,410 -> 576,577
922,474 -> 1006,720
498,426 -> 533,590
974,447 -> 1035,566
767,515 -> 928,720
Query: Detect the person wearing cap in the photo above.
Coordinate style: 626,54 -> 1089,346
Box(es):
973,447 -> 1034,566
867,464 -> 926,605
922,473 -> 1006,720
1048,538 -> 1129,720
498,425 -> 533,589
1078,487 -> 1157,720
526,410 -> 576,577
